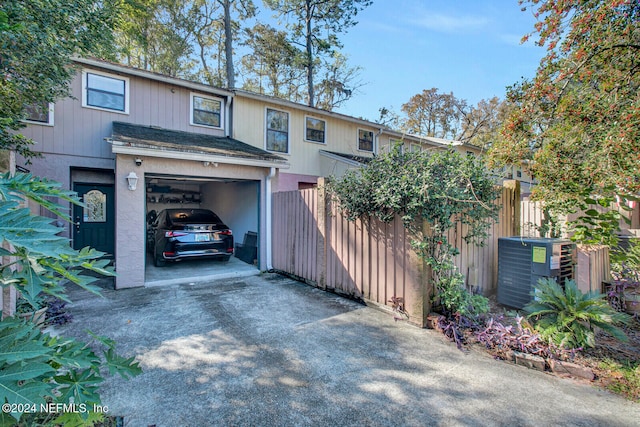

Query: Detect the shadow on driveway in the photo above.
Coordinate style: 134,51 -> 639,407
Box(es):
57,273 -> 639,426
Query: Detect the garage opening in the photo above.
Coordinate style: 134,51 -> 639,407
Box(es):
144,174 -> 260,285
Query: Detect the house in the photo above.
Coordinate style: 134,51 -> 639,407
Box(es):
14,58 -> 400,289
15,57 -> 512,290
16,58 -> 289,289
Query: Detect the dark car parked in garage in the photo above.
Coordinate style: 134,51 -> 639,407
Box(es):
147,208 -> 234,267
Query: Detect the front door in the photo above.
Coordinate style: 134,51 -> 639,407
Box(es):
73,183 -> 115,257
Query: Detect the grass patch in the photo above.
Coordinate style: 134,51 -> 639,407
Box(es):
597,358 -> 640,401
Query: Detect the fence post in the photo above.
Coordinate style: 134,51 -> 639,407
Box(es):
503,179 -> 521,236
404,219 -> 433,327
316,178 -> 327,290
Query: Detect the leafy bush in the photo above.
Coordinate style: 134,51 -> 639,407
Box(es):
328,146 -> 499,317
524,278 -> 631,349
476,315 -> 555,359
607,238 -> 640,312
611,237 -> 640,281
1,173 -> 142,424
434,263 -> 489,318
467,293 -> 490,316
0,317 -> 140,426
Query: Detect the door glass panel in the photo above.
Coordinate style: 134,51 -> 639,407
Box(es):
84,190 -> 107,223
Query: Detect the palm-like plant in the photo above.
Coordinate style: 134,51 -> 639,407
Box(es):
524,278 -> 631,349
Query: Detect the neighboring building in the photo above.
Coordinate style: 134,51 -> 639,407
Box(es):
232,90 -> 382,191
377,131 -> 484,156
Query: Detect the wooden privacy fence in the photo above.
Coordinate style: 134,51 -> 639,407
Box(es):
272,178 -> 519,327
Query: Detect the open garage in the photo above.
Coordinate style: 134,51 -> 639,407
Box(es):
144,175 -> 261,285
109,122 -> 288,289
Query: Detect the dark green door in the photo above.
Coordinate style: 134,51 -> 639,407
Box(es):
73,183 -> 115,257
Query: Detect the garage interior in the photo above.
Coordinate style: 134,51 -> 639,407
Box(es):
144,174 -> 260,286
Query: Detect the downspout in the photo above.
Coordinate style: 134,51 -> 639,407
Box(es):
225,94 -> 232,137
266,167 -> 276,270
375,128 -> 383,154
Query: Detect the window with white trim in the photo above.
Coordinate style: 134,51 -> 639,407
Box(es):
191,94 -> 223,128
266,108 -> 289,153
24,101 -> 54,126
358,129 -> 374,152
82,70 -> 129,113
305,116 -> 326,144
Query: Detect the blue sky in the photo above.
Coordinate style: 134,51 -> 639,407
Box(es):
309,0 -> 548,121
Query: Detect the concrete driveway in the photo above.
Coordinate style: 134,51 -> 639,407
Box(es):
57,273 -> 639,426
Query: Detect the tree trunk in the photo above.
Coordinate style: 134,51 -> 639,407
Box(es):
223,0 -> 235,88
305,0 -> 315,107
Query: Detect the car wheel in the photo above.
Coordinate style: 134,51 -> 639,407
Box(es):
222,255 -> 231,262
154,251 -> 166,267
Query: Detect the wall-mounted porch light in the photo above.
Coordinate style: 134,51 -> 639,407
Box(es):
126,171 -> 139,191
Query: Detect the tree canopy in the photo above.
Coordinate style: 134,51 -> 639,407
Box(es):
380,88 -> 508,148
114,0 -> 256,87
489,0 -> 640,210
263,0 -> 372,108
0,0 -> 120,160
401,88 -> 467,140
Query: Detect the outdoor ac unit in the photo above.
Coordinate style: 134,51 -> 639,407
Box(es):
497,237 -> 576,309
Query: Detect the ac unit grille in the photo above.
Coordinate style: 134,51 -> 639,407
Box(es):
497,237 -> 576,309
559,242 -> 576,286
497,238 -> 534,309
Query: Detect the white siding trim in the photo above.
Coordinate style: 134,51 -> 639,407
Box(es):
110,142 -> 290,169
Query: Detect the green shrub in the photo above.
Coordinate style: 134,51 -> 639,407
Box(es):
524,278 -> 631,349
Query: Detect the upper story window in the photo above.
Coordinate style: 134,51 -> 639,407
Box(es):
24,101 -> 54,126
266,108 -> 289,153
191,93 -> 223,128
358,129 -> 374,152
305,116 -> 326,144
82,70 -> 129,114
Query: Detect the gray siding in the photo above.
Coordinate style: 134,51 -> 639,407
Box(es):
18,65 -> 227,161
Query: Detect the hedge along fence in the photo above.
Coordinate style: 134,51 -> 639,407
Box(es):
271,178 -> 519,327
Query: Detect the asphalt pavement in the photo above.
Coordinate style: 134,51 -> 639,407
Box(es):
55,273 -> 640,427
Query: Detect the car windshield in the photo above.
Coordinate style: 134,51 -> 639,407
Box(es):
167,209 -> 223,225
